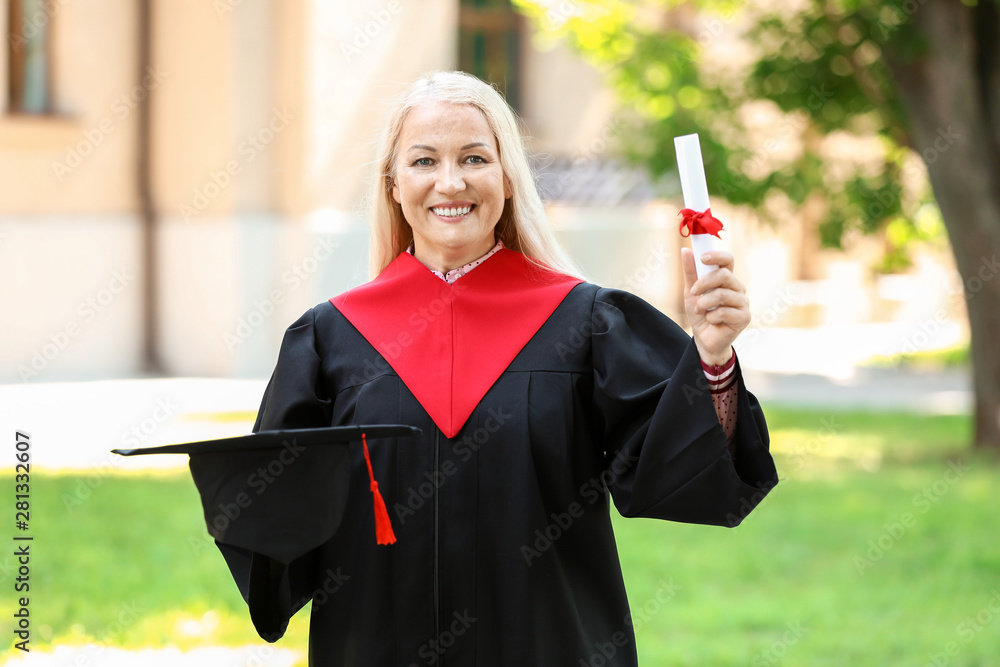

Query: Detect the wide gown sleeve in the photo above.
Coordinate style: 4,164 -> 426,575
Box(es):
196,307 -> 335,641
591,288 -> 778,526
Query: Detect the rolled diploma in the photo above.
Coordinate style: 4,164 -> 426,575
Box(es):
674,133 -> 720,279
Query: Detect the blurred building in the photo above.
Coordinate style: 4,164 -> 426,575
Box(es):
0,0 -> 964,382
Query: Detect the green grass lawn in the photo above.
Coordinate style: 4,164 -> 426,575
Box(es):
3,408 -> 999,666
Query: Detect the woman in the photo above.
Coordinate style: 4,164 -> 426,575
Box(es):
205,70 -> 778,666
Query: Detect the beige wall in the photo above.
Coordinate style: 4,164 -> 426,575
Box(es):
0,214 -> 144,381
153,0 -> 463,377
0,0 -> 139,213
1,0 -> 146,382
0,0 -> 464,381
306,0 -> 458,211
519,34 -> 620,160
0,0 -> 965,383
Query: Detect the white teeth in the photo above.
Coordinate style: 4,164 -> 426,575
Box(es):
433,205 -> 472,217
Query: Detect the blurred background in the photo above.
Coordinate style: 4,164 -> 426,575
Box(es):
1,0 -> 998,665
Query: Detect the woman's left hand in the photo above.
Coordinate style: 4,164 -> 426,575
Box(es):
681,248 -> 750,366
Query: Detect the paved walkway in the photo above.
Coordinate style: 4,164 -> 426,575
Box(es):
0,377 -> 266,471
0,364 -> 971,473
743,366 -> 971,414
0,320 -> 973,472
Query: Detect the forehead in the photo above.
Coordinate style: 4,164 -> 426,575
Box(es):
398,101 -> 497,150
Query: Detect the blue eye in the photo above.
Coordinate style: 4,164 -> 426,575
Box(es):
467,155 -> 485,164
412,157 -> 433,167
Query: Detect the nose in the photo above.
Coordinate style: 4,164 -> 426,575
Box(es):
435,161 -> 465,194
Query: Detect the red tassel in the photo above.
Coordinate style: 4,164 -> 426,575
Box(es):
362,432 -> 396,545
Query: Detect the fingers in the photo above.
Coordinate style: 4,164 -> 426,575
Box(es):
692,270 -> 744,301
701,305 -> 751,329
700,250 -> 734,270
691,257 -> 743,296
692,286 -> 749,315
681,247 -> 698,293
683,249 -> 748,330
684,249 -> 741,292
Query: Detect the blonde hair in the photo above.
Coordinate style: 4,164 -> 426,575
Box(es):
365,70 -> 584,280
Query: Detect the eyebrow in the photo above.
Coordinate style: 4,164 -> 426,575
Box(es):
406,142 -> 489,152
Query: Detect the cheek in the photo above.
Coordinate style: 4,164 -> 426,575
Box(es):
394,177 -> 424,208
479,172 -> 507,202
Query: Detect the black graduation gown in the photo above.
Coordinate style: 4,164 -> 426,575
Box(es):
207,249 -> 778,666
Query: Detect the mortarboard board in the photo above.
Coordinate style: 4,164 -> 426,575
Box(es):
112,424 -> 420,560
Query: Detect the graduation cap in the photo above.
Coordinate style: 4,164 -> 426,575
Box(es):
112,424 -> 420,560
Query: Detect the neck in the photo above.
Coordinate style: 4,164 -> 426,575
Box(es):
412,238 -> 495,274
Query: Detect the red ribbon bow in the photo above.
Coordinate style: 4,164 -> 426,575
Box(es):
678,208 -> 724,239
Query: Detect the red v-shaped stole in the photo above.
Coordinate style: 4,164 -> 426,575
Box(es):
331,249 -> 583,438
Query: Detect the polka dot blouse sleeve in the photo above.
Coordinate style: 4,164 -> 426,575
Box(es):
701,351 -> 739,459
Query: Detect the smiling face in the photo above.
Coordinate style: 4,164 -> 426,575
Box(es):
391,101 -> 512,272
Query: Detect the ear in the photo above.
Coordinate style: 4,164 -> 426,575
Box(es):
391,176 -> 401,205
504,174 -> 513,199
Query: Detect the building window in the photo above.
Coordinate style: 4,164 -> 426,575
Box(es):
458,0 -> 521,111
8,0 -> 52,114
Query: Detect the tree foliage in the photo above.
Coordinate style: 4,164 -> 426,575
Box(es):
513,0 -> 970,266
